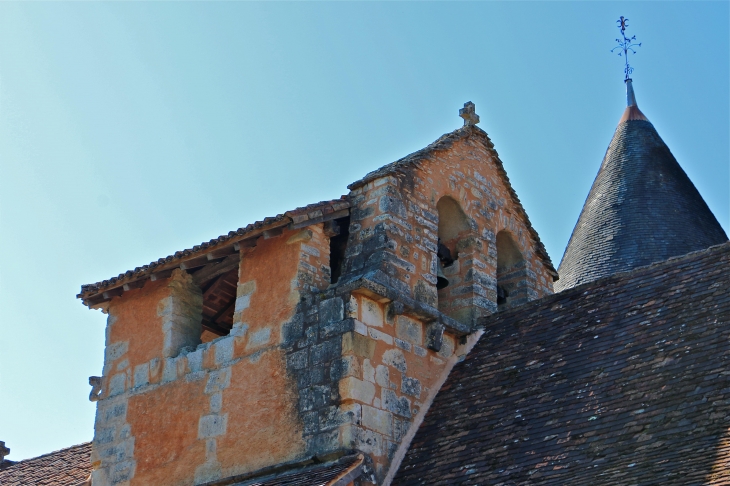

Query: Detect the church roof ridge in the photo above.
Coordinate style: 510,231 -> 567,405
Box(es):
79,112 -> 561,306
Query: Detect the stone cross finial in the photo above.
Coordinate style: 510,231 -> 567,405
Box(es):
459,101 -> 479,126
0,441 -> 9,461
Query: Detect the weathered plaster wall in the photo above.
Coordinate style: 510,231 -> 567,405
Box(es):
128,379 -> 208,485
232,226 -> 331,346
216,351 -> 304,472
104,279 -> 170,380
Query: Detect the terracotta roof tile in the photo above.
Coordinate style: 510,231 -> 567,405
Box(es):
395,242 -> 730,485
0,443 -> 91,486
77,198 -> 349,304
0,445 -> 365,486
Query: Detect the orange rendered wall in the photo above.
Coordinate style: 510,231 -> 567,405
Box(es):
105,279 -> 168,380
128,379 -> 208,485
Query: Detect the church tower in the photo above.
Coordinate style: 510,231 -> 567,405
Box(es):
556,78 -> 727,291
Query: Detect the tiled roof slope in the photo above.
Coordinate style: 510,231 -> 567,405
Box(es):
77,198 -> 349,303
395,241 -> 730,485
349,125 -> 557,279
0,442 -> 91,486
556,84 -> 727,291
201,453 -> 366,486
0,446 -> 364,486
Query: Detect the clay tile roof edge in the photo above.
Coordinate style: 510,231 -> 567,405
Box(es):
0,442 -> 92,486
0,442 -> 91,466
77,197 -> 349,303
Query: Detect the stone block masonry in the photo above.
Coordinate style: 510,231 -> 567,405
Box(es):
160,270 -> 203,358
282,290 -> 466,482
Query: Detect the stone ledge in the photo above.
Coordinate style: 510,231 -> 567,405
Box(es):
335,270 -> 473,336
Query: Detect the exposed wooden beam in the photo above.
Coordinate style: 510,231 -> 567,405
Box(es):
150,268 -> 175,281
123,280 -> 146,291
263,227 -> 285,239
233,237 -> 259,252
202,276 -> 224,299
193,254 -> 240,287
86,294 -> 109,306
180,256 -> 211,271
289,208 -> 350,230
210,299 -> 235,325
102,287 -> 123,300
207,245 -> 237,260
202,320 -> 229,337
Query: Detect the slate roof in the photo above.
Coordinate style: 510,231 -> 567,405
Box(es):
395,241 -> 730,485
0,442 -> 91,486
349,124 -> 557,280
77,198 -> 349,305
556,80 -> 727,291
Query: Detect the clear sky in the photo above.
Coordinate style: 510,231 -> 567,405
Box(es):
0,2 -> 727,461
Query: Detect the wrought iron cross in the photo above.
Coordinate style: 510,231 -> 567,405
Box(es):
611,16 -> 642,81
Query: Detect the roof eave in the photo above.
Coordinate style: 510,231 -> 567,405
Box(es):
78,199 -> 350,308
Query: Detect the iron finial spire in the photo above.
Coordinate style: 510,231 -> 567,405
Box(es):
611,16 -> 642,82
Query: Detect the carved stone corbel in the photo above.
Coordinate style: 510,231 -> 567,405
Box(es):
88,376 -> 102,402
425,322 -> 445,352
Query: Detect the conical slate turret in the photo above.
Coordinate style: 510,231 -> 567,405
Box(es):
555,80 -> 727,291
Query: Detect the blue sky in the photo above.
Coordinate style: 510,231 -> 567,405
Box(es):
1,2 -> 727,460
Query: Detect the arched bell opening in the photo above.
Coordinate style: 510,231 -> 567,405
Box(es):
435,196 -> 473,321
496,230 -> 528,311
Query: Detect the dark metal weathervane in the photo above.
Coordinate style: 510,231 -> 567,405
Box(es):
611,16 -> 641,81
